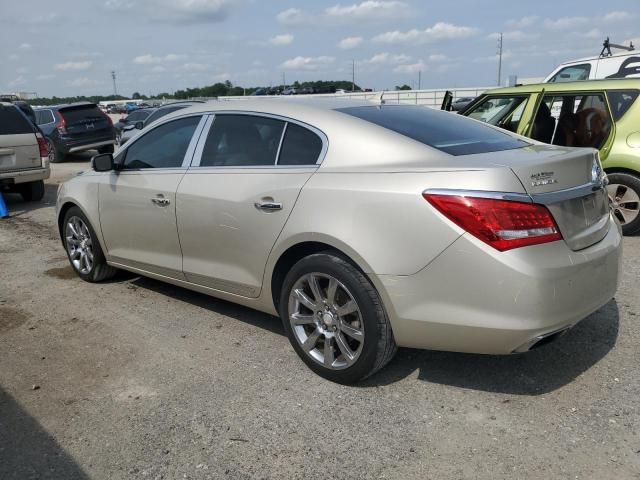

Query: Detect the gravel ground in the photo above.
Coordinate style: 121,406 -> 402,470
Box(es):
1,158 -> 639,480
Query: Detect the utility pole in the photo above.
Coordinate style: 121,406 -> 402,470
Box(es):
496,32 -> 503,87
352,59 -> 355,91
282,72 -> 286,88
111,70 -> 118,96
418,70 -> 422,90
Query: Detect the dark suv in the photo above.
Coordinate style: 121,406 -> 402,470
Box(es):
34,103 -> 116,163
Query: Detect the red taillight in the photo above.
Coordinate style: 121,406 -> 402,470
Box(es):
56,112 -> 67,134
35,132 -> 48,158
423,193 -> 562,251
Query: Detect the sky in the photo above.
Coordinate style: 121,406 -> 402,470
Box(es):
2,0 -> 639,97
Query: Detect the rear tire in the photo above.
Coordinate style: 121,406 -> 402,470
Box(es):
18,180 -> 45,202
607,173 -> 640,235
62,206 -> 118,282
280,251 -> 397,384
47,138 -> 65,163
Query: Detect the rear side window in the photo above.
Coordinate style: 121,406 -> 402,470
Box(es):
278,123 -> 323,165
548,64 -> 591,83
59,105 -> 104,123
607,90 -> 639,120
36,110 -> 55,125
200,115 -> 285,166
465,95 -> 529,132
123,116 -> 200,169
0,105 -> 34,135
338,105 -> 528,156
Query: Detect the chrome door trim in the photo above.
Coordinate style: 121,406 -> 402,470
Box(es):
529,182 -> 607,205
180,114 -> 209,168
274,122 -> 288,165
190,114 -> 215,168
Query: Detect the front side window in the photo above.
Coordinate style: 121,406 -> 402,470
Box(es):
200,115 -> 285,166
537,94 -> 612,149
465,95 -> 529,132
278,123 -> 323,165
122,116 -> 201,169
548,64 -> 591,83
339,105 -> 528,156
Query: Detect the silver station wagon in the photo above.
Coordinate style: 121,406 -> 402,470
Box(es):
56,99 -> 622,383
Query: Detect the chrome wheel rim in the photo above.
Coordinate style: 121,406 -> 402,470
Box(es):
288,273 -> 364,370
607,183 -> 640,225
65,216 -> 94,275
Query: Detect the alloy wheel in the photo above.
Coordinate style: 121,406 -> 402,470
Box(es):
607,183 -> 640,225
47,139 -> 56,163
288,273 -> 364,370
65,216 -> 94,275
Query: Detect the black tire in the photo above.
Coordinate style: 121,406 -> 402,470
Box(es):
62,206 -> 118,282
47,138 -> 65,163
607,172 -> 640,235
279,251 -> 397,384
98,144 -> 115,154
18,180 -> 45,202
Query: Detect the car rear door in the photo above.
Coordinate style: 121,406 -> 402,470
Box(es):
0,104 -> 40,175
176,113 -> 325,297
99,115 -> 206,278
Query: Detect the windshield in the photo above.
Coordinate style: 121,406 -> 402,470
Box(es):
337,105 -> 528,156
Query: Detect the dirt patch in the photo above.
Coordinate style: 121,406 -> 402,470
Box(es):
0,307 -> 30,333
46,256 -> 68,265
45,266 -> 76,280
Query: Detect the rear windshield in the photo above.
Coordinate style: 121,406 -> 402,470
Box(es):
59,105 -> 104,123
337,105 -> 528,155
0,105 -> 35,135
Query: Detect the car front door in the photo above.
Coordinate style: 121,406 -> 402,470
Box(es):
99,114 -> 205,278
176,114 -> 326,297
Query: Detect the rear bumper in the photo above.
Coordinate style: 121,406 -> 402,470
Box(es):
377,215 -> 622,354
0,167 -> 50,185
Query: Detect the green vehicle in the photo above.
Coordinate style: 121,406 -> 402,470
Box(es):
460,79 -> 640,235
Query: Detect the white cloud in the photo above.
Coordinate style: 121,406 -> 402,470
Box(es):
282,56 -> 335,70
106,0 -> 232,24
8,54 -> 19,61
278,1 -> 408,26
151,65 -> 166,73
8,75 -> 26,88
543,17 -> 588,30
18,43 -> 31,50
393,62 -> 425,74
428,54 -> 447,62
182,62 -> 209,71
373,22 -> 478,44
366,52 -> 411,64
164,53 -> 186,62
269,34 -> 294,46
488,30 -> 537,42
583,28 -> 602,39
69,77 -> 101,87
133,53 -> 185,64
37,74 -> 56,81
54,61 -> 92,71
338,36 -> 363,49
604,11 -> 637,22
506,16 -> 538,29
325,1 -> 408,21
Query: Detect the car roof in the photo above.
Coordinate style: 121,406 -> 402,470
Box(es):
483,78 -> 640,95
556,50 -> 638,64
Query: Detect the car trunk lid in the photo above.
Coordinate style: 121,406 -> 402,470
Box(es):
480,144 -> 610,251
58,104 -> 112,141
0,104 -> 40,174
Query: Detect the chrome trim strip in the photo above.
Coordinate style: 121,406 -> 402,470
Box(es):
181,115 -> 209,168
422,188 -> 532,203
68,140 -> 114,153
530,182 -> 605,205
274,122 -> 288,165
190,115 -> 215,167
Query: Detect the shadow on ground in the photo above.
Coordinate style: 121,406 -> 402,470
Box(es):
129,275 -> 619,395
0,387 -> 89,479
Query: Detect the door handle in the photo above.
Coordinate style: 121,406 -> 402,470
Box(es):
151,195 -> 171,207
254,201 -> 283,211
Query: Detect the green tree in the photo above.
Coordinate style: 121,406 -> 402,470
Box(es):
395,84 -> 412,91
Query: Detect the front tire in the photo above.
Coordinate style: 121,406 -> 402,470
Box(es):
63,207 -> 118,282
18,180 -> 45,202
607,173 -> 640,235
280,252 -> 396,384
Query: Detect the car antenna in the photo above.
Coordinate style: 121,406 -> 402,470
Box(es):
600,37 -> 635,57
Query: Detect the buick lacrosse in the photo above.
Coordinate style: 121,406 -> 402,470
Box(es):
56,99 -> 622,383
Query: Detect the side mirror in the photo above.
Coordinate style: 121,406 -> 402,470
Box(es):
92,153 -> 114,172
134,121 -> 144,130
123,124 -> 135,131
